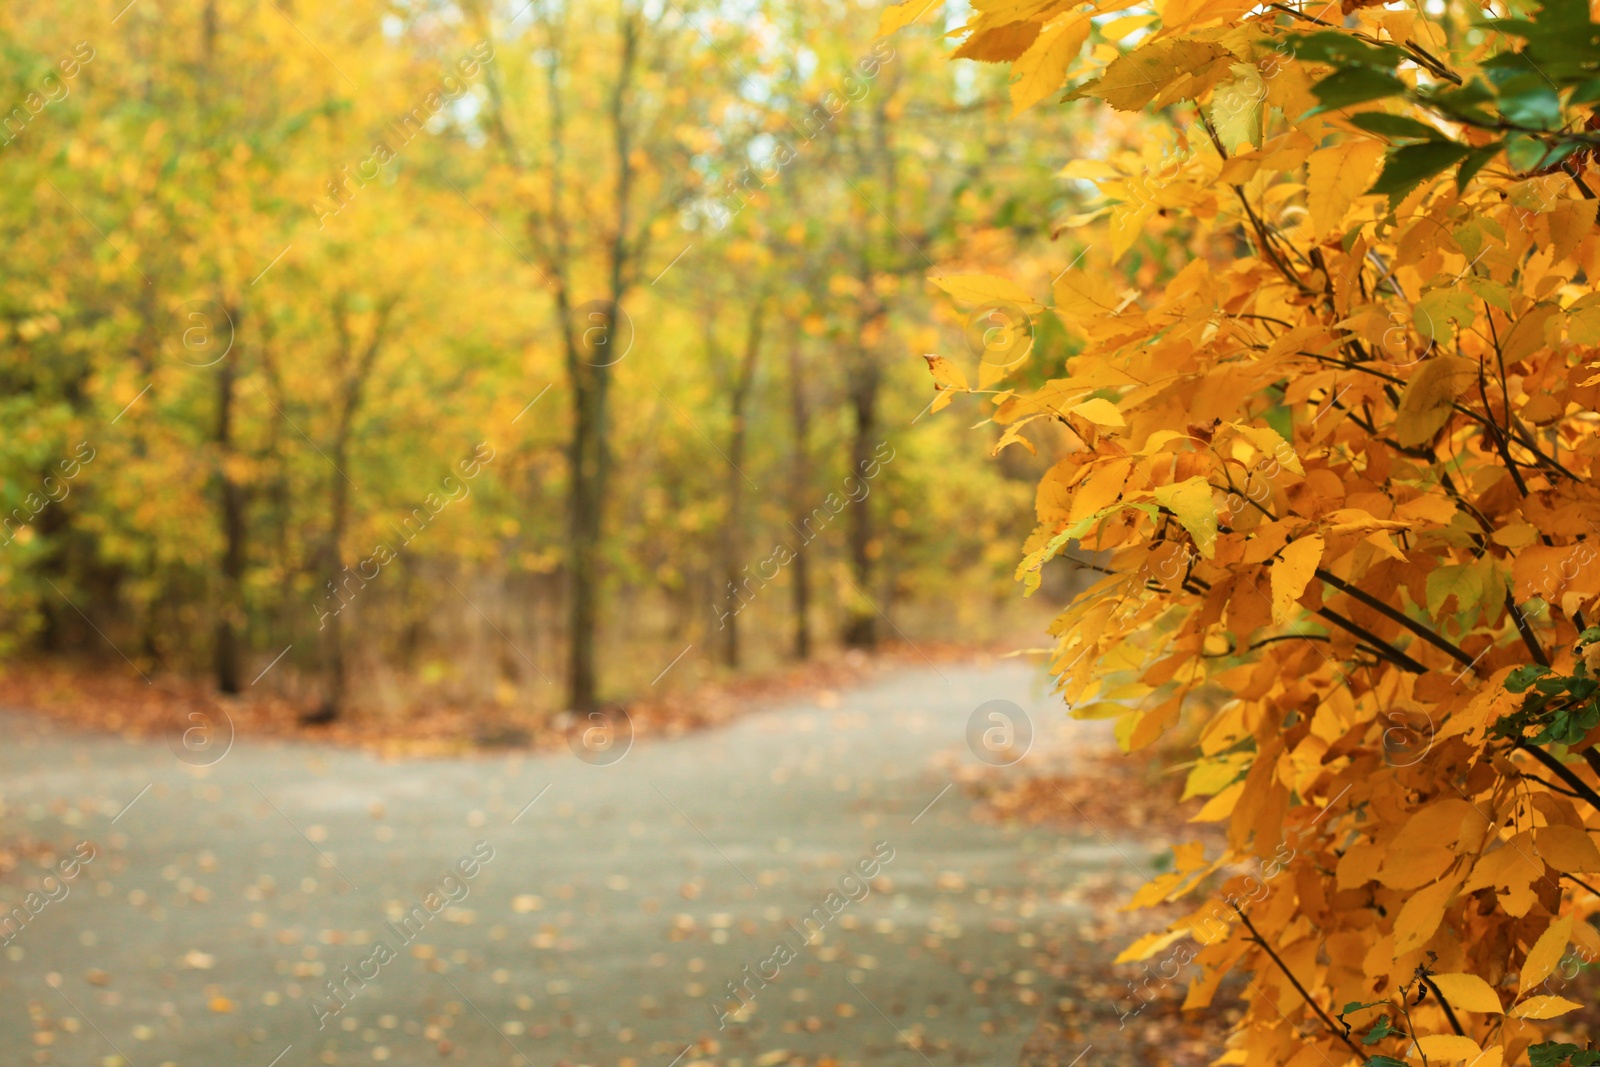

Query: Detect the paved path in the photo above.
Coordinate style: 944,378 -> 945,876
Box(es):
0,661 -> 1159,1067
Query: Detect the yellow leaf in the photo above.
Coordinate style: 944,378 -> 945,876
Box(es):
1069,397 -> 1125,429
1270,535 -> 1323,623
1099,14 -> 1157,39
1075,40 -> 1234,112
1191,780 -> 1244,821
922,354 -> 970,392
1114,928 -> 1188,963
1395,495 -> 1457,525
1415,1034 -> 1482,1062
1394,355 -> 1476,448
953,22 -> 1043,63
1429,972 -> 1503,1015
1568,293 -> 1600,345
1211,64 -> 1264,154
1109,198 -> 1157,262
1053,269 -> 1125,325
1183,752 -> 1250,799
993,413 -> 1040,452
1232,423 -> 1303,474
1067,457 -> 1133,524
1010,16 -> 1090,116
1536,824 -> 1600,873
1377,845 -> 1456,890
877,0 -> 934,36
1391,876 -> 1456,957
1550,197 -> 1598,263
1070,700 -> 1129,719
1520,913 -> 1573,993
1152,476 -> 1219,559
1158,0 -> 1258,32
1509,994 -> 1582,1019
1306,140 -> 1385,236
1501,303 -> 1561,363
930,273 -> 1043,312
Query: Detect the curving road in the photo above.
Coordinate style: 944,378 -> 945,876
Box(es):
0,661 -> 1162,1067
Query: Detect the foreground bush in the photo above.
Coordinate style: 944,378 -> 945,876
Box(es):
901,0 -> 1600,1061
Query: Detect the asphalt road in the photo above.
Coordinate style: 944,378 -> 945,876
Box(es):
0,660 -> 1162,1067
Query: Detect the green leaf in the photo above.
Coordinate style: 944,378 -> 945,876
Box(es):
1529,1042 -> 1582,1067
1497,74 -> 1563,129
1421,78 -> 1500,125
1311,68 -> 1408,110
1508,664 -> 1553,693
1370,141 -> 1472,205
1456,141 -> 1504,191
1287,31 -> 1407,69
1348,112 -> 1446,141
1572,77 -> 1600,105
1504,134 -> 1555,174
1362,1014 -> 1394,1044
1465,276 -> 1513,312
1413,289 -> 1478,343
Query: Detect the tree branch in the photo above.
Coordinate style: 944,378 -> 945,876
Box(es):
1315,606 -> 1430,673
1230,902 -> 1368,1059
1505,589 -> 1550,667
1516,742 -> 1600,815
1316,569 -> 1474,668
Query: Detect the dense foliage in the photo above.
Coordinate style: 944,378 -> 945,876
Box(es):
906,0 -> 1600,1061
0,0 -> 1081,713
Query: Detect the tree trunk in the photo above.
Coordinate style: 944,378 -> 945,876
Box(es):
787,338 -> 812,660
563,10 -> 639,712
214,348 -> 245,693
718,298 -> 765,669
841,347 -> 880,648
311,295 -> 393,722
565,339 -> 609,711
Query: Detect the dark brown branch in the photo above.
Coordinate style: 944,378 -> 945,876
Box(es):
1315,606 -> 1430,673
1564,872 -> 1600,897
1505,589 -> 1550,667
1230,902 -> 1368,1058
1477,348 -> 1533,498
1520,771 -> 1588,800
1516,742 -> 1600,815
1266,3 -> 1462,84
1316,569 -> 1474,667
1291,348 -> 1575,480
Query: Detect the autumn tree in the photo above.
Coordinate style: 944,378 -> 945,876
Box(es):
909,0 -> 1600,1061
465,0 -> 761,710
0,0 -> 1073,715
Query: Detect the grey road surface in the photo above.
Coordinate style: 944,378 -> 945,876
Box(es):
0,661 -> 1162,1067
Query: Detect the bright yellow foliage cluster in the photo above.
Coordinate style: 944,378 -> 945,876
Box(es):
900,0 -> 1600,1061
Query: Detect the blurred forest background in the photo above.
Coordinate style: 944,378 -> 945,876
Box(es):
0,0 -> 1139,723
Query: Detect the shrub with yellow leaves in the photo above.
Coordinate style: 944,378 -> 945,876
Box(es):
893,0 -> 1600,1062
